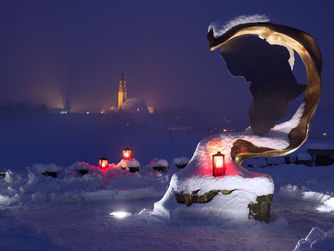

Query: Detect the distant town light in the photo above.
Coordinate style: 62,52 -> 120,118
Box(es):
322,132 -> 327,137
212,151 -> 225,177
122,147 -> 132,160
86,111 -> 90,115
98,157 -> 109,169
148,106 -> 154,114
100,111 -> 104,114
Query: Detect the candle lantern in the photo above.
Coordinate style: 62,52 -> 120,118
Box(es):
122,147 -> 132,160
98,157 -> 109,169
212,151 -> 225,176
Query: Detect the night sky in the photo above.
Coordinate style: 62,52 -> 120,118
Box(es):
0,0 -> 333,116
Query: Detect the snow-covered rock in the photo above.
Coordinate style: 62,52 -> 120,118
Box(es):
148,158 -> 168,172
32,163 -> 60,173
149,158 -> 168,168
117,159 -> 140,172
173,157 -> 189,168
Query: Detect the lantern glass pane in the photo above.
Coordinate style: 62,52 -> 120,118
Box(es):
215,156 -> 224,168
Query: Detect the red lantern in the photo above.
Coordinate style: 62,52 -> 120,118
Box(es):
212,151 -> 225,176
122,147 -> 132,160
98,157 -> 109,169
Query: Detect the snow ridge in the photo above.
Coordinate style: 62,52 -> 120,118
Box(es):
208,15 -> 270,38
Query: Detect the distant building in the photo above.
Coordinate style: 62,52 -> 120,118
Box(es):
118,73 -> 127,109
113,73 -> 151,113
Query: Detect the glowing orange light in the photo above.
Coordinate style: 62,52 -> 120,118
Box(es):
98,157 -> 109,169
122,147 -> 132,160
212,151 -> 225,176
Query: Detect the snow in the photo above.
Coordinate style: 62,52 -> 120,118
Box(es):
117,158 -> 140,168
32,163 -> 59,173
294,227 -> 334,251
0,162 -> 170,206
1,154 -> 334,250
153,175 -> 273,221
1,110 -> 334,250
208,14 -> 270,38
148,158 -> 169,168
173,157 -> 189,166
208,15 -> 298,70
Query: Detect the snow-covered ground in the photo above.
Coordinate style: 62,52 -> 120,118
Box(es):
0,155 -> 334,250
1,114 -> 334,250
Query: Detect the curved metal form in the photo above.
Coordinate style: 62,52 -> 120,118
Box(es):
207,22 -> 322,165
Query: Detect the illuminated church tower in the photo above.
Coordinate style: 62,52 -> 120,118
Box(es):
118,72 -> 127,109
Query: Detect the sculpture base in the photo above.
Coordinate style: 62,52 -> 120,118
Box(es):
153,173 -> 274,223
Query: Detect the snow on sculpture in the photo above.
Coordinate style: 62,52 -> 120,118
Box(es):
153,16 -> 322,222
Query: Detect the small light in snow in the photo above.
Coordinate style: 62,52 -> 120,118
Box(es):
86,111 -> 90,115
122,147 -> 132,160
110,211 -> 131,219
98,157 -> 109,169
322,132 -> 327,137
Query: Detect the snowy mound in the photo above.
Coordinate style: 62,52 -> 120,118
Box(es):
149,158 -> 168,168
0,161 -> 170,205
153,174 -> 273,221
173,157 -> 189,166
117,159 -> 141,169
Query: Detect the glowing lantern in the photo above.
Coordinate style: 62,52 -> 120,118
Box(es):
212,151 -> 225,176
122,147 -> 132,160
98,157 -> 109,169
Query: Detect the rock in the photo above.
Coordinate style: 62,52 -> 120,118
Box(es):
152,166 -> 167,172
248,194 -> 273,222
129,167 -> 140,173
175,189 -> 235,206
175,190 -> 272,222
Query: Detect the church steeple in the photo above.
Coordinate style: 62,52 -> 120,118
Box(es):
118,72 -> 127,109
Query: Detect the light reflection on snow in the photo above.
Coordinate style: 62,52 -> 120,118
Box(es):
110,211 -> 132,219
316,197 -> 334,213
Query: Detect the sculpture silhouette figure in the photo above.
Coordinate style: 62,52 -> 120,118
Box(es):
220,35 -> 305,135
